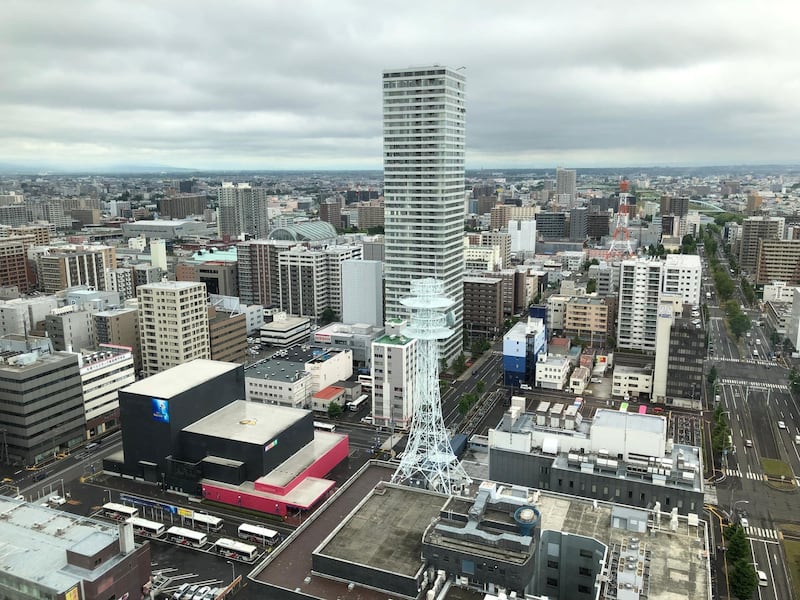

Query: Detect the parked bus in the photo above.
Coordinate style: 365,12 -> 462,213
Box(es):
238,523 -> 280,546
127,517 -> 166,538
357,375 -> 373,391
348,394 -> 369,412
619,402 -> 629,413
102,502 -> 139,520
166,526 -> 208,548
213,537 -> 259,561
313,421 -> 336,433
189,512 -> 224,532
638,405 -> 648,415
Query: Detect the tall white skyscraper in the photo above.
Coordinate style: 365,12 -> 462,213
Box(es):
383,66 -> 466,361
617,258 -> 663,352
216,182 -> 271,240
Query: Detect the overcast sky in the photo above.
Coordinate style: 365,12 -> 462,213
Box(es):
2,1 -> 799,170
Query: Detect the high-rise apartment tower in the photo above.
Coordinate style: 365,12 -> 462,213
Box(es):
383,66 -> 466,361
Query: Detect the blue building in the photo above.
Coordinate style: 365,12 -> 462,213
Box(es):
503,317 -> 547,387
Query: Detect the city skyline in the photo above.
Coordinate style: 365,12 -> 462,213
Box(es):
2,1 -> 799,171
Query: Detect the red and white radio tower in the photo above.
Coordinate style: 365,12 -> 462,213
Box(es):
606,202 -> 634,260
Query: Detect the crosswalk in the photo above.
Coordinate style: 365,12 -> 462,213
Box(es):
723,468 -> 764,480
745,526 -> 780,542
713,357 -> 775,367
719,378 -> 789,392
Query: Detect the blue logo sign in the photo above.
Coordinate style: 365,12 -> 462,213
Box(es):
152,398 -> 170,423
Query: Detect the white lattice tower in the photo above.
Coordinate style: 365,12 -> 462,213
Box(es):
391,278 -> 471,494
606,202 -> 634,260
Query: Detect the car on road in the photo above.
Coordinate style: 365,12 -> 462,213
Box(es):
740,517 -> 749,529
590,377 -> 602,384
31,470 -> 48,482
745,439 -> 753,448
48,495 -> 67,506
757,570 -> 768,587
778,421 -> 787,429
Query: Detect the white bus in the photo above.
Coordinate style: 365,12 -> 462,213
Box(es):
127,517 -> 166,538
166,526 -> 208,548
102,502 -> 139,520
313,421 -> 336,433
213,537 -> 258,561
348,394 -> 369,412
189,513 -> 224,532
238,523 -> 280,546
357,375 -> 373,391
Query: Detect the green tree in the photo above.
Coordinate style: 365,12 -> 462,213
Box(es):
319,307 -> 338,325
728,558 -> 758,600
729,312 -> 751,340
440,357 -> 448,373
770,330 -> 781,346
476,380 -> 486,394
327,401 -> 343,420
789,368 -> 800,394
453,353 -> 467,377
586,279 -> 597,294
707,366 -> 718,385
470,338 -> 488,359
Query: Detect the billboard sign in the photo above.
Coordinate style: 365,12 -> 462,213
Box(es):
152,398 -> 170,423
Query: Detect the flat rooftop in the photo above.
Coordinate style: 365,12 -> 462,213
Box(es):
121,359 -> 240,398
244,359 -> 309,383
0,497 -> 131,593
184,400 -> 307,445
318,484 -> 445,577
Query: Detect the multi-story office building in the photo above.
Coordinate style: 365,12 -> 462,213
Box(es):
479,230 -> 511,269
587,210 -> 611,240
216,182 -> 271,239
41,201 -> 72,229
653,302 -> 705,408
93,306 -> 142,374
463,276 -> 503,339
738,216 -> 785,276
755,239 -> 800,286
569,206 -> 589,241
662,254 -> 702,306
383,66 -> 466,361
371,326 -> 417,430
0,238 -> 32,292
489,205 -> 537,231
0,347 -> 85,464
313,322 -> 384,370
0,296 -> 59,336
0,204 -> 29,227
78,345 -> 135,439
341,259 -> 383,327
0,223 -> 52,245
488,402 -> 704,515
236,239 -> 295,307
45,306 -> 94,352
160,193 -> 207,219
617,258 -> 663,352
502,317 -> 547,387
357,204 -> 384,229
137,280 -> 210,375
536,212 -> 567,239
244,359 -> 312,409
176,259 -> 239,296
208,304 -> 247,363
0,502 -> 151,600
132,263 -> 162,288
556,167 -> 577,206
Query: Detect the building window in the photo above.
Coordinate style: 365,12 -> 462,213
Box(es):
546,577 -> 558,588
578,584 -> 591,594
579,549 -> 593,559
547,560 -> 559,569
579,566 -> 592,576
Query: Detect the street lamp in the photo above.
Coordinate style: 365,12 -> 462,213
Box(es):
227,560 -> 235,582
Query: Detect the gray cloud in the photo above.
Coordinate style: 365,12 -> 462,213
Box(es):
1,0 -> 798,169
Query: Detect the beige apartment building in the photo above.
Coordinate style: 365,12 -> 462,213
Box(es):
755,239 -> 800,286
564,296 -> 614,345
208,305 -> 247,363
137,280 -> 210,375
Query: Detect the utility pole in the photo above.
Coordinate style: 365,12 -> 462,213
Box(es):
1,429 -> 8,465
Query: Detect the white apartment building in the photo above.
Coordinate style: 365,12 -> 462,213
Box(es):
763,281 -> 795,303
464,241 -> 502,272
371,331 -> 418,431
0,297 -> 59,336
556,167 -> 577,205
324,245 -> 362,319
546,295 -> 570,333
278,246 -> 328,318
78,345 -> 135,439
216,182 -> 271,239
341,260 -> 383,327
662,254 -> 702,306
105,268 -> 135,301
259,314 -> 311,347
535,353 -> 571,390
612,365 -> 653,400
508,220 -> 537,255
383,66 -> 466,361
137,280 -> 210,376
617,258 -> 664,352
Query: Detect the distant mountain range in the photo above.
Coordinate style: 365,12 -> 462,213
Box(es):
0,162 -> 197,175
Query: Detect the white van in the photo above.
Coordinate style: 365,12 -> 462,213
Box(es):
757,570 -> 768,587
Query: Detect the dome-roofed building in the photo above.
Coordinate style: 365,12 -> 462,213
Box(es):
268,221 -> 337,243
